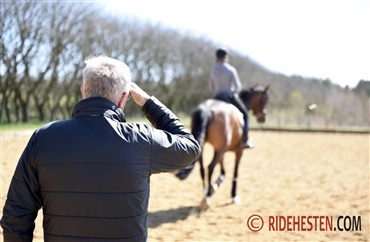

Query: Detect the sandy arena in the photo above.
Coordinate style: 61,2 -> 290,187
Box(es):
1,130 -> 369,241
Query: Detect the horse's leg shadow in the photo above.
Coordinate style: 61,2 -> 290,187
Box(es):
148,206 -> 202,228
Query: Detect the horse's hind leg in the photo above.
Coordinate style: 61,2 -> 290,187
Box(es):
199,154 -> 206,190
211,160 -> 225,194
206,151 -> 224,197
231,149 -> 243,204
201,151 -> 223,211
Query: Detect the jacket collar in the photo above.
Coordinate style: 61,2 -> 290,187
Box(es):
72,97 -> 126,122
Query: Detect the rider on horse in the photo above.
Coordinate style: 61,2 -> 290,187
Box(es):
209,48 -> 252,148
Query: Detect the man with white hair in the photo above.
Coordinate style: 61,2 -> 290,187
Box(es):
1,56 -> 201,241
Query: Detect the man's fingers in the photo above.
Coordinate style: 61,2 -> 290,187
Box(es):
129,82 -> 150,106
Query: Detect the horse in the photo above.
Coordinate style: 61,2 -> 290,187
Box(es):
175,85 -> 269,209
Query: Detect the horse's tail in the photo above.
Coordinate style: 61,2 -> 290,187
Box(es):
191,106 -> 210,148
175,105 -> 211,180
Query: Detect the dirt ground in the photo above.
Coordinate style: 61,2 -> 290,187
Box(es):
1,130 -> 369,241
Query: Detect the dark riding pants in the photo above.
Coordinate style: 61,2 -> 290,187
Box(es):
214,93 -> 249,142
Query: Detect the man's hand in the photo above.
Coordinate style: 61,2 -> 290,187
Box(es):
130,82 -> 150,106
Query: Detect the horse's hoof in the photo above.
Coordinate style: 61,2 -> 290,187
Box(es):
200,198 -> 210,211
232,196 -> 242,204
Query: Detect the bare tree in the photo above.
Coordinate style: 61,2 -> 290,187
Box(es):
1,1 -> 368,128
32,2 -> 96,121
1,1 -> 49,122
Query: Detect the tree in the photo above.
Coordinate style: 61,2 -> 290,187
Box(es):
0,2 -> 47,122
353,80 -> 370,97
0,1 -> 368,128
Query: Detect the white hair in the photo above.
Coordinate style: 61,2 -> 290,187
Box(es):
82,56 -> 131,103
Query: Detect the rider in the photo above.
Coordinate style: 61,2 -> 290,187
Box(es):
209,48 -> 252,148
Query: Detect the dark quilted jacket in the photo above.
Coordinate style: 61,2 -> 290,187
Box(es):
1,97 -> 200,242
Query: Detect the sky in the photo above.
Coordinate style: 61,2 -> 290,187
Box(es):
99,0 -> 369,88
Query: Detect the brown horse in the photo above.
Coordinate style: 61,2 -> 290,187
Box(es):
175,85 -> 269,209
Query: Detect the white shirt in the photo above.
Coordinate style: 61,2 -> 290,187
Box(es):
209,62 -> 242,96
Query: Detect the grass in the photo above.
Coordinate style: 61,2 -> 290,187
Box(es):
1,122 -> 48,132
250,125 -> 369,134
1,115 -> 368,134
0,114 -> 191,132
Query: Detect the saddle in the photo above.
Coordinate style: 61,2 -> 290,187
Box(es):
214,92 -> 245,128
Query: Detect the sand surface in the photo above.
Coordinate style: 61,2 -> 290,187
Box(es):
1,130 -> 369,241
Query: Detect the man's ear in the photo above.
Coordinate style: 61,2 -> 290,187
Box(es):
118,94 -> 126,109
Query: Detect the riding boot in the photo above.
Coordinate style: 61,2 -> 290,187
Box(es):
242,116 -> 254,149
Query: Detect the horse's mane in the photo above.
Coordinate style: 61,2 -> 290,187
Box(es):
249,85 -> 266,92
239,85 -> 266,100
